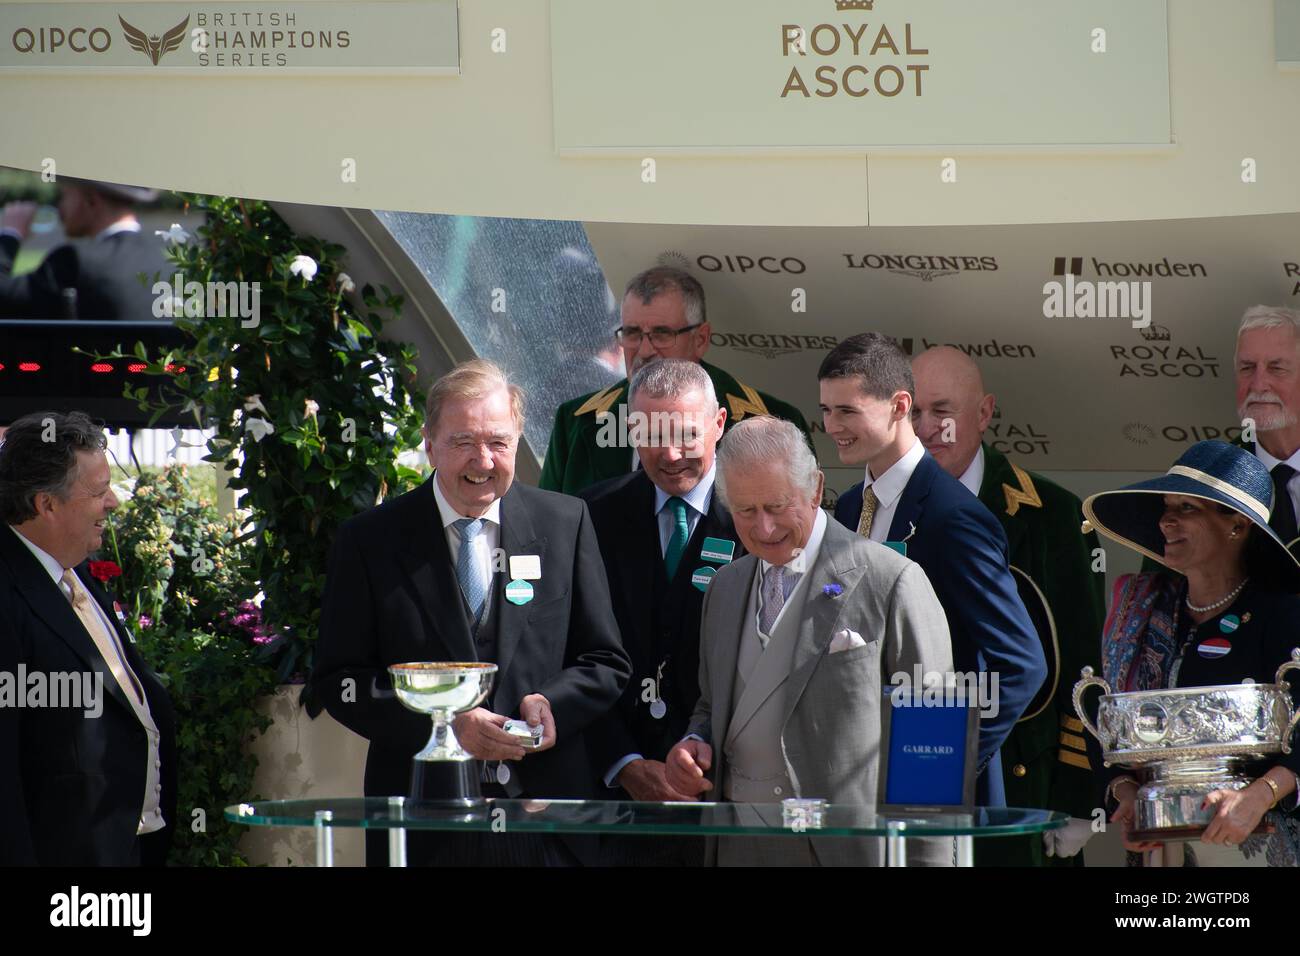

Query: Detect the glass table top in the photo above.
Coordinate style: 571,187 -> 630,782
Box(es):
225,798 -> 1067,838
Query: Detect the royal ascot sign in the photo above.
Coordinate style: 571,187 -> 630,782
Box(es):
0,0 -> 459,74
550,0 -> 1171,153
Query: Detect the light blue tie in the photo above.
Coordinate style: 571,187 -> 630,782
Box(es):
453,517 -> 487,624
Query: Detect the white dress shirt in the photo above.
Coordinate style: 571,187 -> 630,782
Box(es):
7,525 -> 165,835
654,464 -> 716,556
1254,443 -> 1300,533
956,444 -> 986,498
755,507 -> 828,634
431,472 -> 501,597
860,437 -> 927,543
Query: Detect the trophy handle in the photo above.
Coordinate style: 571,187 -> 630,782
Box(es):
1278,651 -> 1300,755
1274,648 -> 1300,687
1072,666 -> 1111,743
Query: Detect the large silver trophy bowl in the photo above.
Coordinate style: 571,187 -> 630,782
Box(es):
1073,649 -> 1300,842
389,662 -> 497,804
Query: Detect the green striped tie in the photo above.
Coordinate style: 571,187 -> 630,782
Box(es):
664,497 -> 689,579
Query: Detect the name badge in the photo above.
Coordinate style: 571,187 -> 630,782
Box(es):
691,566 -> 717,592
884,541 -> 908,557
509,554 -> 542,581
505,580 -> 534,605
699,537 -> 735,565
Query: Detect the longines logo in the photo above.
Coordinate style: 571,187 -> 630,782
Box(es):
844,253 -> 998,282
119,15 -> 188,65
1109,325 -> 1221,379
1123,422 -> 1242,445
780,0 -> 930,100
712,332 -> 838,360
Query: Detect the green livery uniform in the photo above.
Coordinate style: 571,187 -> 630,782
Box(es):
975,443 -> 1105,867
539,360 -> 812,495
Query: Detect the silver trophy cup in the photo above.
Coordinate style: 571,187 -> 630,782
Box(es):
389,661 -> 497,804
1073,649 -> 1300,842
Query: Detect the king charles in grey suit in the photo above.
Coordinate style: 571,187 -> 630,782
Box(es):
666,416 -> 954,866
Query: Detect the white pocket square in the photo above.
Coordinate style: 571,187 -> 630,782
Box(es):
829,629 -> 867,654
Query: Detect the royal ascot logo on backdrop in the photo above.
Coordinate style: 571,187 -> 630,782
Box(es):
119,15 -> 188,65
1285,261 -> 1300,298
780,0 -> 931,99
711,332 -> 838,360
1122,422 -> 1242,446
986,409 -> 1051,456
843,253 -> 999,282
1107,325 -> 1221,379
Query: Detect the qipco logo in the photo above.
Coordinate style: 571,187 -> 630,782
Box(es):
12,26 -> 112,54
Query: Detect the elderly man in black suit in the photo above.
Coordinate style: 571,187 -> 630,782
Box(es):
581,359 -> 742,864
0,411 -> 177,866
313,359 -> 630,866
0,177 -> 171,320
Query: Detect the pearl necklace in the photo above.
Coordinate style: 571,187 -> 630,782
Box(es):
1185,577 -> 1249,615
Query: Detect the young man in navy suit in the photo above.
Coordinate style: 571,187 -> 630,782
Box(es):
818,333 -> 1045,806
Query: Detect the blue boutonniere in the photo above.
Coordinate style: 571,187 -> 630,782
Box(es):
823,583 -> 843,598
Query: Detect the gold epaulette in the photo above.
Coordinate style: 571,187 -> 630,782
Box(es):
573,384 -> 624,418
1002,461 -> 1043,517
1058,714 -> 1089,769
725,382 -> 770,422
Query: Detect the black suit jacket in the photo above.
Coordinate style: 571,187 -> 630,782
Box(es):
0,526 -> 178,866
312,477 -> 631,807
580,471 -> 745,787
834,452 -> 1046,807
0,228 -> 172,320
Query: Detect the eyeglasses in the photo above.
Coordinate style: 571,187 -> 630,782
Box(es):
613,324 -> 701,348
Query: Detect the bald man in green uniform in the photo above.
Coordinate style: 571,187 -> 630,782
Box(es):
539,267 -> 811,495
913,346 -> 1105,867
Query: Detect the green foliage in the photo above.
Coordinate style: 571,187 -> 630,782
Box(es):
108,195 -> 426,688
105,466 -> 277,867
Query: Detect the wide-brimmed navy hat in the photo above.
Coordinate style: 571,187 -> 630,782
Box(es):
1082,440 -> 1300,587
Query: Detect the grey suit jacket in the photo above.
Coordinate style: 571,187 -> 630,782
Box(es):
687,515 -> 954,866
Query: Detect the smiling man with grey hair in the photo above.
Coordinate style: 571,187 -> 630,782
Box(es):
1235,305 -> 1300,547
581,358 -> 738,865
666,415 -> 954,866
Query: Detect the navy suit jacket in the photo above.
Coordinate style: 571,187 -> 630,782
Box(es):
833,451 -> 1046,806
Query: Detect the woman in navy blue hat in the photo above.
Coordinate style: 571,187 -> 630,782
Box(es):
1082,440 -> 1300,867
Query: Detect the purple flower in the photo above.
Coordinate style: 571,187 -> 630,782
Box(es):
823,583 -> 843,598
138,614 -> 153,629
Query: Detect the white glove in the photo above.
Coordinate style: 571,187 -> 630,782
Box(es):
1043,817 -> 1095,858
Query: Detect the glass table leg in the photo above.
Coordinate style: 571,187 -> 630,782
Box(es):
388,796 -> 408,868
955,835 -> 973,867
314,810 -> 334,868
885,820 -> 907,867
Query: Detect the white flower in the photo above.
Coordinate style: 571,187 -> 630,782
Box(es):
155,223 -> 190,244
289,255 -> 318,283
245,417 -> 275,443
243,394 -> 269,416
337,272 -> 355,294
304,399 -> 320,420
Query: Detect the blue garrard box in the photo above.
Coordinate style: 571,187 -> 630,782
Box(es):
878,686 -> 979,814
